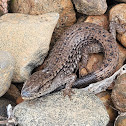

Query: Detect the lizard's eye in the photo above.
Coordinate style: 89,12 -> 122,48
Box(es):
123,67 -> 125,70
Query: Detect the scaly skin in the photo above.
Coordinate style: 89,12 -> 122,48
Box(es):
0,0 -> 8,15
21,22 -> 119,100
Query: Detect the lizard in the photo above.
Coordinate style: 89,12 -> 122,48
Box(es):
21,22 -> 120,100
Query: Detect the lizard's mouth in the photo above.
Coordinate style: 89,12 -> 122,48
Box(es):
21,90 -> 38,100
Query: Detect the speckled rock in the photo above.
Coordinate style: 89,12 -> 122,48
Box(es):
111,73 -> 126,112
109,4 -> 126,46
0,51 -> 14,97
96,91 -> 117,123
10,0 -> 76,45
115,44 -> 126,71
73,0 -> 107,15
0,98 -> 16,118
115,113 -> 126,126
14,89 -> 109,126
0,13 -> 59,82
117,27 -> 126,48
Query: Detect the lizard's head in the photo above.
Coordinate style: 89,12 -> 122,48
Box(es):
21,69 -> 53,100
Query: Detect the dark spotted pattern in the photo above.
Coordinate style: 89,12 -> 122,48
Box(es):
22,22 -> 119,98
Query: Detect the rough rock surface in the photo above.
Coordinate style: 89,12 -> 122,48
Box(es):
10,0 -> 76,45
111,73 -> 126,112
14,89 -> 109,126
0,51 -> 14,97
115,44 -> 126,70
109,4 -> 126,46
115,113 -> 126,126
0,98 -> 16,117
73,0 -> 107,15
117,26 -> 126,48
0,13 -> 59,82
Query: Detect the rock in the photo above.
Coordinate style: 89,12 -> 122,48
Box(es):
14,90 -> 109,126
0,0 -> 8,16
0,98 -> 16,118
80,53 -> 103,77
0,13 -> 59,82
115,113 -> 126,126
77,15 -> 109,30
73,0 -> 107,15
0,51 -> 14,97
111,73 -> 126,112
10,0 -> 76,45
115,44 -> 126,71
96,91 -> 118,123
85,15 -> 109,30
16,96 -> 24,104
3,84 -> 21,103
117,28 -> 126,48
109,4 -> 126,45
109,4 -> 126,24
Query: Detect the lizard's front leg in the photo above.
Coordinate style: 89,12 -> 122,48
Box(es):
62,73 -> 77,99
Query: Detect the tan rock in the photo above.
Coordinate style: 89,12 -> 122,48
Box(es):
4,84 -> 21,103
109,4 -> 126,24
117,29 -> 126,48
111,73 -> 126,112
115,44 -> 126,71
96,91 -> 118,123
0,13 -> 59,82
115,113 -> 126,126
109,4 -> 126,45
80,53 -> 103,77
73,0 -> 107,15
85,15 -> 109,30
10,0 -> 76,45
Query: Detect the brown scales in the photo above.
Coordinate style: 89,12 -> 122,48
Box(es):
21,22 -> 120,100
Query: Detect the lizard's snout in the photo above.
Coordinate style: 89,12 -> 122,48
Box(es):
21,90 -> 31,98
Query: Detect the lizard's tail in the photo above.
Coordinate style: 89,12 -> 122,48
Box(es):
73,34 -> 119,88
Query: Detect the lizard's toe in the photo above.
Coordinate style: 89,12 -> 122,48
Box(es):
63,88 -> 75,99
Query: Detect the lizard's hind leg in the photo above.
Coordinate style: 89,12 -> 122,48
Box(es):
62,73 -> 77,99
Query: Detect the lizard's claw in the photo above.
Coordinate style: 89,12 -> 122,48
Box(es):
63,88 -> 75,100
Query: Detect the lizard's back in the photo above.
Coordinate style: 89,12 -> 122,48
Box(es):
21,22 -> 119,99
43,22 -> 118,82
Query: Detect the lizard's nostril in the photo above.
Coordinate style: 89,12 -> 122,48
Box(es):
21,90 -> 31,97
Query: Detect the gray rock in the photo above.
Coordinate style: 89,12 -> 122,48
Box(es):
14,89 -> 109,126
0,51 -> 14,97
0,98 -> 16,117
0,13 -> 59,83
73,0 -> 107,15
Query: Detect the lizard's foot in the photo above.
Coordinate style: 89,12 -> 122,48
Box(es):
63,88 -> 75,99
